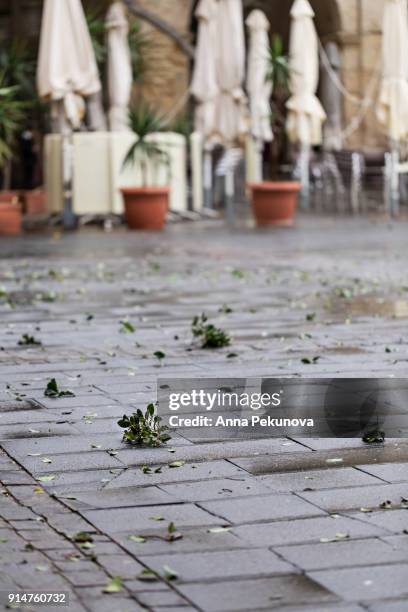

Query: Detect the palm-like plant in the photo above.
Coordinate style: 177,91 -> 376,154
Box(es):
267,35 -> 290,93
170,112 -> 193,139
86,8 -> 107,69
0,76 -> 26,169
0,41 -> 36,102
266,35 -> 291,174
123,103 -> 169,186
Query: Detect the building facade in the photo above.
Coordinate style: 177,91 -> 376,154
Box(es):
0,0 -> 391,149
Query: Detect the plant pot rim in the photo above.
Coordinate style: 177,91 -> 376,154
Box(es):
0,200 -> 21,208
248,181 -> 301,192
120,186 -> 170,195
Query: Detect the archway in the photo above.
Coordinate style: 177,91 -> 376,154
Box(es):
242,0 -> 341,48
190,0 -> 342,47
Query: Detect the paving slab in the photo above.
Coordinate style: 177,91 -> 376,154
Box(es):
178,575 -> 337,611
356,462 -> 408,484
347,509 -> 408,534
83,503 -> 226,533
367,600 -> 408,612
232,515 -> 389,547
274,538 -> 408,570
199,493 -> 323,523
20,450 -> 125,474
309,564 -> 408,601
118,526 -> 244,557
158,476 -> 271,502
259,467 -> 382,492
57,485 -> 173,510
297,483 -> 408,512
139,548 -> 294,582
105,460 -> 246,488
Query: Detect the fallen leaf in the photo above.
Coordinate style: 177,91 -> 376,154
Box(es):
73,532 -> 94,544
128,535 -> 146,543
207,527 -> 232,534
163,564 -> 178,581
168,460 -> 185,468
137,568 -> 159,582
320,533 -> 350,543
102,576 -> 122,593
37,475 -> 56,482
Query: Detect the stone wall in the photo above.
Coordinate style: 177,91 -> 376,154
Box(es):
136,0 -> 389,150
337,0 -> 386,149
134,0 -> 192,124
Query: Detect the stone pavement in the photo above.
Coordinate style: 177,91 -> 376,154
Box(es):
0,215 -> 407,612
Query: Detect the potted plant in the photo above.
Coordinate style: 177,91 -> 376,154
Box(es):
121,103 -> 170,230
23,189 -> 47,215
248,35 -> 300,227
0,74 -> 26,235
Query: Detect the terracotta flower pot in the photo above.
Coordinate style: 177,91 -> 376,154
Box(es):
121,187 -> 170,230
0,191 -> 21,204
0,199 -> 22,236
248,181 -> 301,227
23,190 -> 47,215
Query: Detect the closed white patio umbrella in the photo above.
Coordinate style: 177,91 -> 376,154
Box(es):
378,0 -> 408,142
37,0 -> 102,131
215,0 -> 248,146
190,0 -> 219,208
106,1 -> 133,132
246,9 -> 273,182
215,0 -> 248,219
191,0 -> 219,144
286,0 -> 326,205
37,0 -> 102,228
377,0 -> 408,215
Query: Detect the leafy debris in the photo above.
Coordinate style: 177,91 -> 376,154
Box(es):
102,576 -> 123,593
44,378 -> 75,398
192,314 -> 231,349
118,404 -> 171,447
120,320 -> 136,333
18,334 -> 42,346
362,428 -> 385,444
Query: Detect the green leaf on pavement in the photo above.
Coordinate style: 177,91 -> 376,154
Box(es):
103,576 -> 123,593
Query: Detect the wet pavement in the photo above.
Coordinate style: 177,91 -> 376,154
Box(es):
0,215 -> 408,611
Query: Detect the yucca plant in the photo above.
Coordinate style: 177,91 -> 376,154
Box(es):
266,35 -> 291,174
123,103 -> 169,186
0,76 -> 26,170
86,8 -> 107,70
170,113 -> 193,139
0,41 -> 36,102
267,35 -> 290,93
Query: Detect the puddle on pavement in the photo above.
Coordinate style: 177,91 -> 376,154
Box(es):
331,295 -> 408,319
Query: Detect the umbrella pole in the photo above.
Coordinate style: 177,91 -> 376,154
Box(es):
390,143 -> 400,217
299,144 -> 310,209
61,128 -> 77,230
203,150 -> 213,209
225,153 -> 235,225
255,139 -> 263,182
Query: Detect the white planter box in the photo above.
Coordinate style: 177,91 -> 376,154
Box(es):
44,131 -> 187,215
